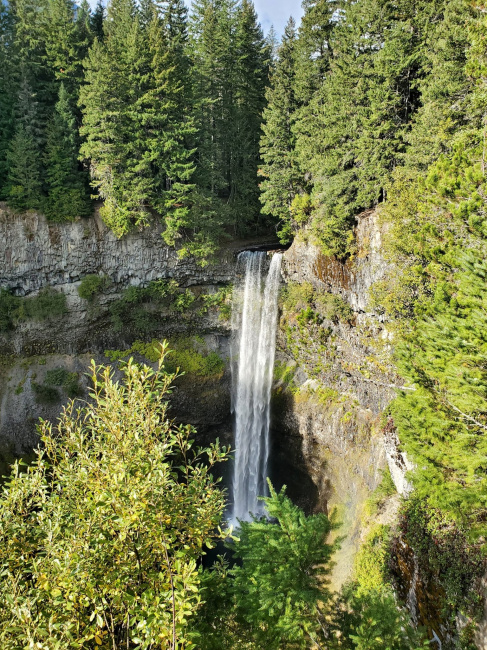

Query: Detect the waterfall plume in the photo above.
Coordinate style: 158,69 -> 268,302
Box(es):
230,251 -> 282,522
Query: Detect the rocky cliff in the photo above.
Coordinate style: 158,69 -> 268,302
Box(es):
0,205 -> 247,462
1,205 -> 480,647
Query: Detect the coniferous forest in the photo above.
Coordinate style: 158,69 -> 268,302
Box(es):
2,0 -> 487,647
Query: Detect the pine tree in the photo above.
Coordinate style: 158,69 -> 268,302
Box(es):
0,0 -> 18,196
404,0 -> 476,172
259,18 -> 301,243
44,83 -> 90,220
144,1 -> 197,251
190,0 -> 237,202
230,482 -> 337,648
392,253 -> 487,540
295,0 -> 440,257
80,0 -> 152,235
231,0 -> 270,233
90,0 -> 105,41
42,0 -> 87,97
6,78 -> 43,210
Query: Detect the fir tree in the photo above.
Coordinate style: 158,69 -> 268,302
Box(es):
144,2 -> 197,251
231,483 -> 337,648
80,0 -> 152,235
0,0 -> 17,195
44,83 -> 90,220
6,78 -> 43,210
231,0 -> 270,233
90,0 -> 105,41
259,18 -> 301,243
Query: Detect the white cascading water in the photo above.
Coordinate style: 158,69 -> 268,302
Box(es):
230,251 -> 282,522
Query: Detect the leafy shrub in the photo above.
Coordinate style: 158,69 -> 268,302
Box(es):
44,367 -> 71,386
77,274 -> 109,301
315,292 -> 354,324
0,357 -> 230,649
281,281 -> 314,312
0,289 -> 20,332
44,367 -> 82,398
166,340 -> 225,378
354,525 -> 391,594
296,305 -> 319,326
400,497 -> 485,616
105,337 -> 225,379
20,288 -> 67,321
199,286 -> 232,320
0,288 -> 67,330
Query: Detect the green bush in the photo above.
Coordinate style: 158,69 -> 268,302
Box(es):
104,337 -> 225,379
400,497 -> 484,616
166,340 -> 225,378
0,289 -> 20,332
281,281 -> 314,312
315,292 -> 354,324
0,358 -> 230,649
32,382 -> 60,404
20,288 -> 68,321
77,274 -> 109,301
44,367 -> 82,398
0,288 -> 67,330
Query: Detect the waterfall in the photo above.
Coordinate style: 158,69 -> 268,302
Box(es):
230,251 -> 282,522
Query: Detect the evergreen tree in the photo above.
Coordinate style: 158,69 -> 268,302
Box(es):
231,0 -> 269,233
195,482 -> 338,649
44,83 -> 90,220
80,0 -> 152,235
259,18 -> 301,243
6,78 -> 43,210
145,1 -> 197,252
233,483 -> 336,648
90,0 -> 105,41
392,253 -> 487,539
0,0 -> 17,195
294,0 -> 443,257
190,0 -> 237,202
404,0 -> 475,172
42,0 -> 88,97
293,0 -> 336,106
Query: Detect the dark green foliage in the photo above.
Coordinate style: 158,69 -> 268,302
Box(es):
44,367 -> 81,397
334,586 -> 427,650
32,381 -> 60,404
259,19 -> 301,242
43,83 -> 90,221
0,1 -> 17,195
0,290 -> 20,332
195,482 -> 338,649
400,497 -> 484,619
77,274 -> 108,301
391,254 -> 487,538
0,287 -> 67,329
20,288 -> 68,321
6,79 -> 43,210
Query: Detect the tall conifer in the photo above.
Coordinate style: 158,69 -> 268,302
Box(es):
6,78 -> 43,210
259,19 -> 300,242
44,83 -> 90,220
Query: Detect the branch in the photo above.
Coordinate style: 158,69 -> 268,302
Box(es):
445,398 -> 487,432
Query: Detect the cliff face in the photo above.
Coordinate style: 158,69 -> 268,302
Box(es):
272,210 -> 406,587
0,207 -> 242,461
1,206 -> 480,645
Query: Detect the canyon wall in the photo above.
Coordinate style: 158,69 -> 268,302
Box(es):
0,205 -> 477,646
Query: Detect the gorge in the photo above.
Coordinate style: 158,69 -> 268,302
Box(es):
1,206 -> 480,648
2,0 -> 487,645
